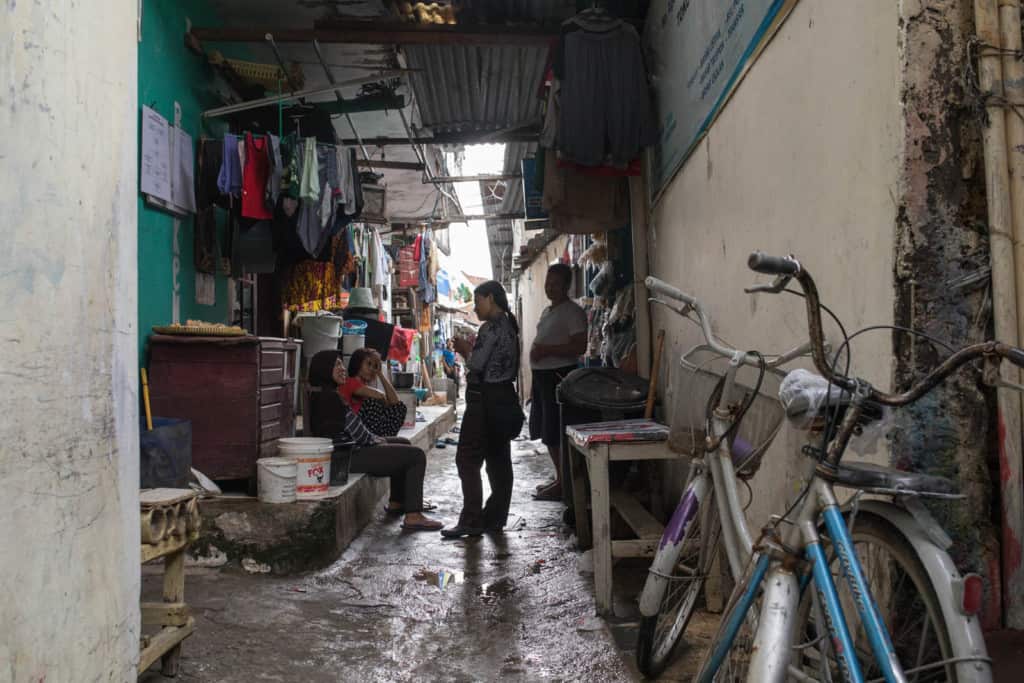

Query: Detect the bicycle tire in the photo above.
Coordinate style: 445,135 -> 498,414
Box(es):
636,488 -> 721,678
793,512 -> 957,682
692,552 -> 766,683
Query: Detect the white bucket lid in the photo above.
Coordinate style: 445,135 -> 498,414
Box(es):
258,457 -> 297,467
277,437 -> 332,447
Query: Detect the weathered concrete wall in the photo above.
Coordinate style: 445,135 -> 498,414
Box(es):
892,0 -> 997,624
0,3 -> 140,680
516,235 -> 572,400
647,1 -> 900,527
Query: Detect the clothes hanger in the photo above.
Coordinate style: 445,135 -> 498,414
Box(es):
563,3 -> 621,30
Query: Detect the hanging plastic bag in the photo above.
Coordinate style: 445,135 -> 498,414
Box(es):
388,326 -> 417,364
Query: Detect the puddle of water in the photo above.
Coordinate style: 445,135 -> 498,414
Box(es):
477,576 -> 517,604
413,568 -> 464,589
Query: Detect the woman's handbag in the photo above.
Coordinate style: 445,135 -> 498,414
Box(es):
484,382 -> 525,441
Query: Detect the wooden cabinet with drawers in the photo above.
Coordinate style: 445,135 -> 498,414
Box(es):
148,335 -> 301,483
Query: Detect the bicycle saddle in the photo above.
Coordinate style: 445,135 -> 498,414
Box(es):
829,460 -> 959,497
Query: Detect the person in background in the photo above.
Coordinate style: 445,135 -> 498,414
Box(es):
340,348 -> 407,437
308,350 -> 442,532
442,338 -> 459,399
529,263 -> 588,501
442,281 -> 523,538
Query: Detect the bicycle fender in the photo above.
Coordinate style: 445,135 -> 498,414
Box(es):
857,501 -> 993,682
638,475 -> 711,617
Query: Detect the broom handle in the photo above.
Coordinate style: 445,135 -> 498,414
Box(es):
644,330 -> 666,420
141,368 -> 154,431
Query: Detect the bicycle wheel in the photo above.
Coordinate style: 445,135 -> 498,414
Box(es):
793,513 -> 957,681
636,487 -> 721,678
692,553 -> 766,683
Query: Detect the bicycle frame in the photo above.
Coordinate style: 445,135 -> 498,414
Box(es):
639,280 -> 809,616
697,475 -> 906,683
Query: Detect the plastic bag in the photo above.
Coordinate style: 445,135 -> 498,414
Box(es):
778,369 -> 893,454
778,369 -> 850,428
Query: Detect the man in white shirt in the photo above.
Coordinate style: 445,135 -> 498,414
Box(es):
529,263 -> 588,501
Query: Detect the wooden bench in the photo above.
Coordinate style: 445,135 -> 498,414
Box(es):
139,488 -> 200,677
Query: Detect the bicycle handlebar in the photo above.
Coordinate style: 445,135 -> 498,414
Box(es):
747,251 -> 800,276
645,275 -> 812,368
747,251 -> 1024,407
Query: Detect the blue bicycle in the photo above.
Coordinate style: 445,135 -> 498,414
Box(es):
691,253 -> 1008,682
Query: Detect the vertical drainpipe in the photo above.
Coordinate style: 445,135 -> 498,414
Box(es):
976,0 -> 1024,628
997,0 -> 1024,629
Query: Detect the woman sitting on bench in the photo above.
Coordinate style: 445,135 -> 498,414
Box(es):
308,350 -> 442,532
338,347 -> 407,437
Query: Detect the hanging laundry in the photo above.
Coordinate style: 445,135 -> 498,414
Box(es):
196,138 -> 230,211
343,148 -> 360,216
266,133 -> 283,206
217,133 -> 242,197
325,144 -> 340,196
556,16 -> 657,167
241,133 -> 274,220
542,151 -> 629,234
299,137 -> 319,201
234,219 -> 276,274
194,206 -> 220,275
281,234 -> 347,312
281,134 -> 301,199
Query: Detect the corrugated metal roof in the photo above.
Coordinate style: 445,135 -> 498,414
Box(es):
404,44 -> 549,135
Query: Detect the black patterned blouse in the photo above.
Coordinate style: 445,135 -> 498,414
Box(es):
466,315 -> 519,384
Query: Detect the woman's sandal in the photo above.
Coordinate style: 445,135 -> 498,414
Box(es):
401,519 -> 444,532
385,502 -> 437,515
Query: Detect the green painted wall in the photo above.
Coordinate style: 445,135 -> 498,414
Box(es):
137,0 -> 242,362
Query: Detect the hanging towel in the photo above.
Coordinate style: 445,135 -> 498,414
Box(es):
217,133 -> 242,196
299,137 -> 320,201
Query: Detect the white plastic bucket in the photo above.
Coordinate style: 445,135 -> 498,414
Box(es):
397,390 -> 417,429
341,333 -> 365,357
299,315 -> 342,360
278,437 -> 333,500
257,457 -> 297,504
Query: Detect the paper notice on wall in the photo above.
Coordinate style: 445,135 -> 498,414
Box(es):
140,106 -> 171,202
172,128 -> 196,213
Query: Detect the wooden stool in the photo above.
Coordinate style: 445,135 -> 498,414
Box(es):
567,435 -> 687,616
139,488 -> 200,677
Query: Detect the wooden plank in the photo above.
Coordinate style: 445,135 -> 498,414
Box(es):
141,602 -> 191,627
189,22 -> 559,47
569,444 -> 592,550
704,547 -> 726,614
141,532 -> 198,564
137,620 -> 194,675
140,489 -> 196,508
358,160 -> 424,171
611,539 -> 660,558
609,490 -> 664,540
603,441 -> 683,462
589,446 -> 613,616
161,550 -> 187,675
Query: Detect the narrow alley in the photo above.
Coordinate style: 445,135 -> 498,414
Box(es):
140,424 -> 642,682
11,1 -> 1024,682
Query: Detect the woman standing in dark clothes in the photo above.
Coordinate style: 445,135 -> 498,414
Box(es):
442,281 -> 523,539
308,350 -> 443,532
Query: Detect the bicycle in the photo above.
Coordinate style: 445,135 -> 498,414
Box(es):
687,252 -> 1012,682
635,274 -> 811,677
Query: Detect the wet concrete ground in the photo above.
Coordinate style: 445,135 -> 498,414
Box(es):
139,416 -> 715,682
